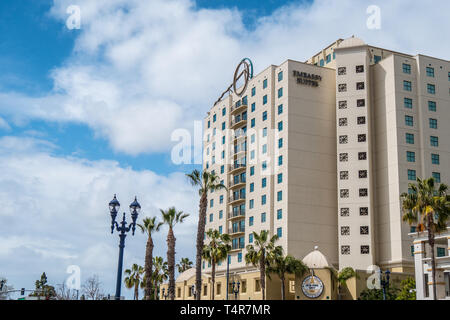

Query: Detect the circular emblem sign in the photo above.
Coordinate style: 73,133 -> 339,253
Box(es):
301,275 -> 324,299
233,58 -> 253,97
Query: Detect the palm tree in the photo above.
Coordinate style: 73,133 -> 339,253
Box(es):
124,264 -> 144,300
400,177 -> 449,300
161,207 -> 189,300
153,256 -> 168,300
177,257 -> 193,273
137,216 -> 163,300
202,229 -> 231,300
328,266 -> 357,300
267,251 -> 308,300
186,169 -> 226,300
245,230 -> 279,300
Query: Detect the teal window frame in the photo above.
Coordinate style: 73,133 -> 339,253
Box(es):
251,102 -> 255,112
405,115 -> 413,126
432,172 -> 441,183
277,209 -> 282,220
403,80 -> 412,91
430,136 -> 438,147
261,212 -> 266,223
427,84 -> 435,94
431,154 -> 439,165
278,71 -> 283,82
277,191 -> 282,201
426,67 -> 434,77
278,104 -> 283,115
263,79 -> 267,89
278,87 -> 283,98
251,87 -> 256,96
402,63 -> 411,74
261,195 -> 266,205
406,133 -> 414,144
263,95 -> 268,105
407,169 -> 416,181
404,98 -> 412,109
429,118 -> 437,129
277,173 -> 282,184
277,227 -> 282,238
406,151 -> 415,162
262,177 -> 267,188
428,101 -> 436,111
249,216 -> 254,226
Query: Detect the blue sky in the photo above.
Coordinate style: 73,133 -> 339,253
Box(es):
0,0 -> 448,300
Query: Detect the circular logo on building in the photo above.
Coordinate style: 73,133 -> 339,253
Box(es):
233,58 -> 253,97
301,275 -> 324,298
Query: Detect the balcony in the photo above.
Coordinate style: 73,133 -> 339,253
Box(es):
229,194 -> 246,205
230,146 -> 247,158
230,102 -> 248,116
229,178 -> 246,189
229,226 -> 245,236
229,164 -> 246,174
230,117 -> 247,130
228,209 -> 245,220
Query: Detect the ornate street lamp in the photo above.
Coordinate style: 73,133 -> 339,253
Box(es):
378,269 -> 391,300
109,194 -> 140,300
191,284 -> 199,299
161,288 -> 170,300
231,281 -> 240,300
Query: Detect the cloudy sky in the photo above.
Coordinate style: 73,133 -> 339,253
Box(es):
0,0 -> 448,299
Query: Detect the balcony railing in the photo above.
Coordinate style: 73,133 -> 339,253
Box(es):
229,164 -> 246,172
229,178 -> 246,188
228,209 -> 245,219
230,117 -> 247,128
230,226 -> 245,234
229,194 -> 246,203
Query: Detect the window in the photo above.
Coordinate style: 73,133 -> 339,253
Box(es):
250,118 -> 255,128
263,95 -> 267,105
210,199 -> 214,208
262,161 -> 267,171
220,165 -> 224,173
338,83 -> 347,92
356,65 -> 364,73
430,136 -> 439,147
405,115 -> 413,126
408,169 -> 416,181
219,210 -> 223,219
426,67 -> 434,77
357,116 -> 366,124
356,82 -> 365,90
359,188 -> 368,197
242,96 -> 248,105
249,216 -> 254,226
261,212 -> 266,223
339,135 -> 348,144
338,100 -> 347,109
319,59 -> 324,67
249,199 -> 254,209
261,195 -> 266,205
250,166 -> 255,176
219,195 -> 223,204
402,63 -> 411,74
238,252 -> 242,262
341,246 -> 350,255
358,134 -> 367,142
339,118 -> 348,126
262,144 -> 267,154
222,107 -> 226,116
213,114 -> 216,122
278,87 -> 283,98
436,247 -> 446,257
278,138 -> 283,148
374,55 -> 381,63
278,155 -> 283,165
216,283 -> 221,295
340,208 -> 349,217
277,227 -> 282,238
277,191 -> 282,201
431,153 -> 440,165
428,101 -> 436,112
357,99 -> 365,107
251,102 -> 255,112
404,98 -> 413,109
261,178 -> 267,188
255,279 -> 261,292
249,183 -> 254,192
429,118 -> 437,129
340,189 -> 349,198
263,79 -> 267,89
326,54 -> 331,63
360,226 -> 369,235
278,121 -> 283,131
262,111 -> 267,121
340,171 -> 349,180
277,209 -> 282,219
427,84 -> 435,94
432,172 -> 441,183
340,153 -> 348,162
338,67 -> 346,75
249,233 -> 253,243
341,226 -> 350,236
361,245 -> 370,254
403,80 -> 412,91
359,170 -> 368,178
278,71 -> 283,82
278,104 -> 283,115
406,133 -> 414,144
406,151 -> 415,162
360,207 -> 368,216
277,173 -> 282,184
209,213 -> 213,222
251,87 -> 256,97
219,226 -> 222,234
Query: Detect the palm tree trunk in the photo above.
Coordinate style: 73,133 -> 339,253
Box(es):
280,274 -> 285,300
195,192 -> 207,300
144,236 -> 154,300
427,217 -> 437,300
167,227 -> 176,300
134,281 -> 139,300
260,253 -> 266,300
211,260 -> 216,300
153,272 -> 159,300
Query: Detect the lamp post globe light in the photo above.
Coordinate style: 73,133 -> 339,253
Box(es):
109,194 -> 141,300
231,281 -> 240,300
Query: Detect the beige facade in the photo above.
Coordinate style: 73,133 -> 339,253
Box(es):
200,36 -> 449,299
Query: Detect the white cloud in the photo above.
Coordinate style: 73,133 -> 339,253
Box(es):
0,117 -> 10,130
0,0 -> 448,155
0,136 -> 199,296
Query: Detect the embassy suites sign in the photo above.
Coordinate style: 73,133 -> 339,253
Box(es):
293,70 -> 322,87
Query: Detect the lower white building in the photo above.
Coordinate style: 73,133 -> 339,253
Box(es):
411,227 -> 450,300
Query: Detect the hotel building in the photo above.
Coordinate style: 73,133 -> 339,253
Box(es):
197,36 -> 449,299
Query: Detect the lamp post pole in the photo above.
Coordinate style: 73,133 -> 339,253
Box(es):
379,269 -> 391,300
109,194 -> 140,301
162,288 -> 170,300
232,281 -> 240,300
226,254 -> 230,300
